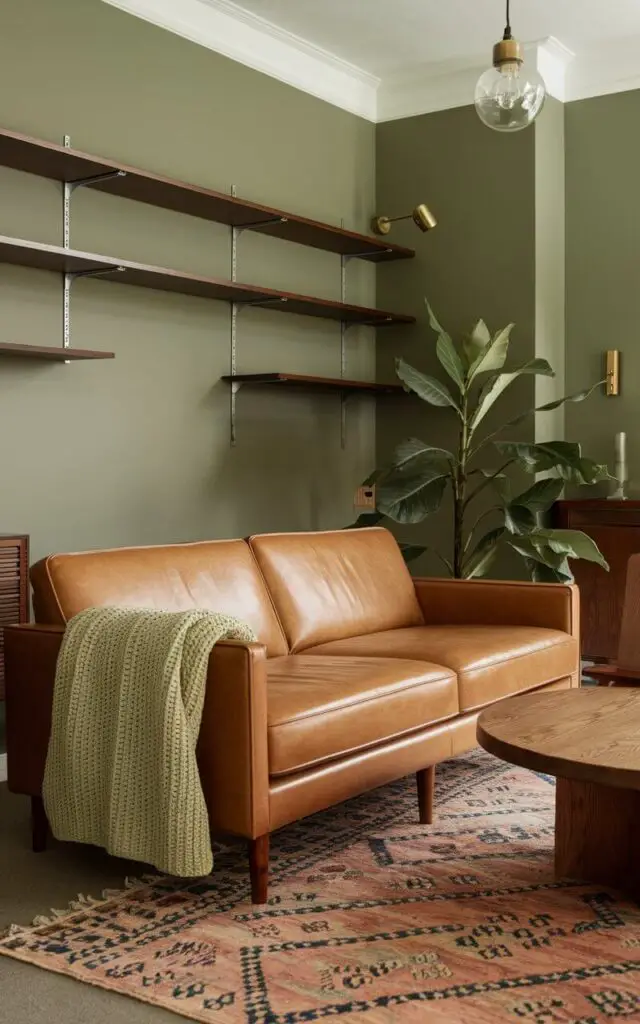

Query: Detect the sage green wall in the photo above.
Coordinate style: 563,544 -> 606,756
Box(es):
375,104 -> 536,574
566,90 -> 640,490
0,0 -> 376,566
535,97 -> 565,442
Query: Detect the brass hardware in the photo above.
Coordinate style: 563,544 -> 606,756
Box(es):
371,203 -> 437,236
493,37 -> 523,67
605,350 -> 620,396
372,215 -> 392,236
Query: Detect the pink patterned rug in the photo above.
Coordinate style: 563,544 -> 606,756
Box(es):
2,750 -> 640,1022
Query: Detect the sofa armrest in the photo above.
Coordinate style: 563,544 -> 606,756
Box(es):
413,577 -> 579,638
196,640 -> 270,839
4,623 -> 66,796
5,625 -> 271,842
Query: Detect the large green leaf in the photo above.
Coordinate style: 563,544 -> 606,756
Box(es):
436,332 -> 466,392
525,558 -> 574,583
464,527 -> 504,579
463,319 -> 491,369
377,466 -> 448,524
396,358 -> 461,414
504,504 -> 536,534
427,300 -> 464,393
345,511 -> 385,530
507,535 -> 570,571
511,477 -> 564,513
393,437 -> 456,470
533,528 -> 609,570
493,440 -> 607,484
477,468 -> 511,503
399,542 -> 428,564
479,382 -> 604,448
470,358 -> 555,434
567,458 -> 611,485
532,382 -> 601,416
425,301 -> 451,342
494,439 -> 578,471
468,324 -> 514,382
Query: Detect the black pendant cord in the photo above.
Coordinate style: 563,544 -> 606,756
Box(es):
504,0 -> 512,40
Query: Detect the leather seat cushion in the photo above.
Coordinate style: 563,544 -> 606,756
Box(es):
266,655 -> 458,776
305,626 -> 578,712
250,528 -> 423,653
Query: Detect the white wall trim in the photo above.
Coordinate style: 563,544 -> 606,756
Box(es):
101,0 -> 380,121
0,753 -> 7,784
100,0 -> 640,121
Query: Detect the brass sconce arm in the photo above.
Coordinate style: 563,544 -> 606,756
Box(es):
371,203 -> 437,236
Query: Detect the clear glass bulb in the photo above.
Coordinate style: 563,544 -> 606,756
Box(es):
475,60 -> 546,132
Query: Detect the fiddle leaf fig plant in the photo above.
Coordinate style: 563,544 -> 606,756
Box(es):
358,304 -> 610,582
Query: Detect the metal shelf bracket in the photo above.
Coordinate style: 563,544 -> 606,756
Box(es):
63,267 -> 125,349
60,134 -> 128,357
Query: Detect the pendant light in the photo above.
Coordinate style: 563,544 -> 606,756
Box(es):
475,0 -> 546,132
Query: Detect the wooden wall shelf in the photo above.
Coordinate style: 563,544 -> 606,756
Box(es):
0,127 -> 414,263
0,342 -> 114,361
0,235 -> 414,327
222,373 -> 404,394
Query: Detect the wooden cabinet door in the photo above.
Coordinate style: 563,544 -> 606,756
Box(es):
0,534 -> 29,700
553,502 -> 640,662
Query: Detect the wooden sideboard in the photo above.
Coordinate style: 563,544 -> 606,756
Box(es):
552,500 -> 640,662
0,534 -> 29,699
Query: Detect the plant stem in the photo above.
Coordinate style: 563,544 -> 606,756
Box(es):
463,506 -> 501,554
464,459 -> 515,509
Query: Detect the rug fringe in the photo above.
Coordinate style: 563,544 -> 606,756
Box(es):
1,873 -> 167,939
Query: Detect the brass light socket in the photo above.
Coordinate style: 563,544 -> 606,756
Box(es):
412,204 -> 438,232
605,350 -> 620,396
493,37 -> 523,67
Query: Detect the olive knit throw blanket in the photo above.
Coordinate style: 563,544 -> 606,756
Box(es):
43,607 -> 256,877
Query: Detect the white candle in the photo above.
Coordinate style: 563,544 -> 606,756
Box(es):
616,431 -> 627,464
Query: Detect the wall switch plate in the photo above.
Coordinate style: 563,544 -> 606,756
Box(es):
354,485 -> 376,509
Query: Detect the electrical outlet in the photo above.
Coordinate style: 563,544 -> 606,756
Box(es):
354,485 -> 376,509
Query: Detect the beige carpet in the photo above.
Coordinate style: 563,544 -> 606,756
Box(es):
0,783 -> 178,1024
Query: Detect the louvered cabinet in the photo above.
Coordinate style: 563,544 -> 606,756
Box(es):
0,534 -> 28,699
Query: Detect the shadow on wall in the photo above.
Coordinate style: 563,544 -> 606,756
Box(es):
203,383 -> 366,538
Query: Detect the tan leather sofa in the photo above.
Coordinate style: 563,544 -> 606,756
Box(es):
4,527 -> 579,902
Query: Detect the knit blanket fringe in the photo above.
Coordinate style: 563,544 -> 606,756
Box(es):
43,607 -> 256,877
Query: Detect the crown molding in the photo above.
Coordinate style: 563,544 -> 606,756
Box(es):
533,37 -> 576,104
566,36 -> 640,103
100,0 -> 640,122
100,0 -> 380,121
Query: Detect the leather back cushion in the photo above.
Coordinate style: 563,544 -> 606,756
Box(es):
30,540 -> 288,657
249,528 -> 423,652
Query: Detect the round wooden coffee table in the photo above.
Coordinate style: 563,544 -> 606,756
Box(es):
477,688 -> 640,896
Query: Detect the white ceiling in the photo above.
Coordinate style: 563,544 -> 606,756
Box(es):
103,0 -> 640,121
223,0 -> 640,78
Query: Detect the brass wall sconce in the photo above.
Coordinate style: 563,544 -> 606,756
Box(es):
605,350 -> 620,396
371,203 -> 437,236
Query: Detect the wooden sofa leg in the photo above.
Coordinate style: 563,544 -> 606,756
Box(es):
417,765 -> 435,825
249,834 -> 269,904
31,795 -> 49,853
